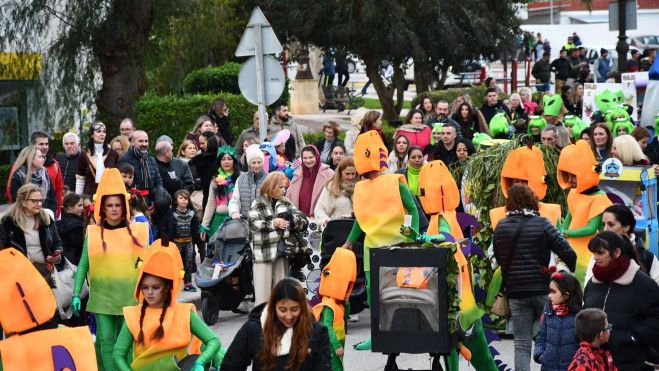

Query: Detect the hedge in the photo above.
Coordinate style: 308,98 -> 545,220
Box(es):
411,86 -> 488,110
136,92 -> 256,150
0,164 -> 10,204
182,62 -> 241,95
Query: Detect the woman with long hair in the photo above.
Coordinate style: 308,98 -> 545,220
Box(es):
200,146 -> 241,241
314,157 -> 358,227
286,145 -> 334,217
566,83 -> 584,118
394,109 -> 431,151
186,115 -> 218,148
612,134 -> 650,166
0,183 -> 63,285
386,134 -> 410,174
451,102 -> 489,140
110,135 -> 130,157
190,131 -> 223,210
222,278 -> 331,370
417,96 -> 435,124
448,93 -> 473,117
76,122 -> 119,195
509,93 -> 528,122
583,231 -> 659,370
590,123 -> 613,162
208,98 -> 232,144
327,142 -> 347,171
7,146 -> 58,214
358,110 -> 388,148
71,168 -> 150,370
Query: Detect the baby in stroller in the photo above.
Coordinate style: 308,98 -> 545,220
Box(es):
276,209 -> 313,282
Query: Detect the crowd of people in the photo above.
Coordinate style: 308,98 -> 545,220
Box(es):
3,49 -> 659,370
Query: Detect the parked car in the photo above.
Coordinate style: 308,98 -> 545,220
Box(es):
404,59 -> 488,90
630,35 -> 659,53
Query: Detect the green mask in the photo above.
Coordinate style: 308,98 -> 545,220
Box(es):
489,113 -> 509,138
542,95 -> 562,117
595,89 -> 624,112
527,116 -> 548,136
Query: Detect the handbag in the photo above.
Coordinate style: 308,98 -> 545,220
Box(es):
491,216 -> 530,318
51,257 -> 90,319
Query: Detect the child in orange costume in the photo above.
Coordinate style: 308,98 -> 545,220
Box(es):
313,248 -> 357,371
113,239 -> 222,370
557,140 -> 611,284
0,248 -> 97,371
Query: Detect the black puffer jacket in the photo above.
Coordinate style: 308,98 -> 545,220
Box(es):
221,303 -> 331,371
584,262 -> 659,371
493,213 -> 576,298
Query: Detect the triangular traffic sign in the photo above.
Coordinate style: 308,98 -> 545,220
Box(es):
246,6 -> 270,26
235,7 -> 283,57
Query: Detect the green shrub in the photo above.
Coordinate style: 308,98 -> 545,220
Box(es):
182,62 -> 241,95
0,164 -> 10,204
411,86 -> 488,110
136,92 -> 255,150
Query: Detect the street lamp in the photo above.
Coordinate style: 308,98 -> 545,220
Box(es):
615,0 -> 630,80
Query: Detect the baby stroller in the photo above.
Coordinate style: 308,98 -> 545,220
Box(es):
195,218 -> 254,325
319,218 -> 368,314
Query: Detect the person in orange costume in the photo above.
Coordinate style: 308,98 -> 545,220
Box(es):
557,140 -> 611,284
490,143 -> 562,230
0,247 -> 97,371
113,239 -> 222,370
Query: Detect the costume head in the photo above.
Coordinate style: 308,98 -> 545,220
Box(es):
430,123 -> 444,145
563,115 -> 588,140
528,116 -> 548,136
595,89 -> 624,112
612,117 -> 635,137
319,248 -> 357,301
354,131 -> 388,175
557,140 -> 600,193
94,168 -> 131,222
0,248 -> 57,334
259,142 -> 278,172
542,94 -> 562,117
472,132 -> 492,150
489,113 -> 509,138
134,239 -> 185,307
500,145 -> 547,200
418,160 -> 460,214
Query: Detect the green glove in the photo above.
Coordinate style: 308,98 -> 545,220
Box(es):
71,295 -> 81,317
190,362 -> 205,371
399,225 -> 421,240
419,234 -> 445,244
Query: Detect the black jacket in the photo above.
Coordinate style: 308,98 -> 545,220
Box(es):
209,111 -> 233,145
117,148 -> 163,192
56,212 -> 85,265
479,102 -> 511,125
189,151 -> 217,210
0,214 -> 63,264
155,158 -> 194,199
584,264 -> 659,371
56,152 -> 80,191
550,57 -> 570,80
493,214 -> 576,298
221,303 -> 331,371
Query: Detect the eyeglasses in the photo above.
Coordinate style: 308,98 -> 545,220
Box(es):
27,199 -> 44,204
602,323 -> 613,333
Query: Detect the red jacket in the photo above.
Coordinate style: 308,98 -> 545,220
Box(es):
568,342 -> 618,371
45,158 -> 63,218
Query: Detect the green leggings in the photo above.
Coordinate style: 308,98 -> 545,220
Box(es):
96,313 -> 125,371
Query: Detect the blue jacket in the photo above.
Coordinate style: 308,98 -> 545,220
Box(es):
117,148 -> 163,192
534,303 -> 580,371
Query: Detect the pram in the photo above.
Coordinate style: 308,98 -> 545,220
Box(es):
195,218 -> 253,325
319,219 -> 368,314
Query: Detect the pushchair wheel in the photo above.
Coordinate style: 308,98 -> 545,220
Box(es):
201,295 -> 219,325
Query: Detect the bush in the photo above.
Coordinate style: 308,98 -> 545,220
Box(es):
182,62 -> 241,95
136,92 -> 255,150
0,164 -> 10,204
411,86 -> 488,110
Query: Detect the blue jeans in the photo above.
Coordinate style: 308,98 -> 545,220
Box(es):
509,295 -> 546,371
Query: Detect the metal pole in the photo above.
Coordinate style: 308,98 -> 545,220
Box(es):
550,0 -> 553,25
616,0 -> 629,80
254,23 -> 268,144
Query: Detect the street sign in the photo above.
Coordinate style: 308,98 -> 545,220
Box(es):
235,7 -> 283,57
234,6 -> 285,144
609,0 -> 637,31
238,55 -> 285,106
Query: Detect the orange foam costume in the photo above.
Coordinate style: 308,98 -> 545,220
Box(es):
489,144 -> 561,230
313,248 -> 357,371
0,248 -> 97,371
557,140 -> 611,284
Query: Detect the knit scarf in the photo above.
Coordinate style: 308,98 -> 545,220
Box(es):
30,166 -> 50,196
592,255 -> 630,283
406,166 -> 421,196
552,304 -> 569,317
131,146 -> 152,189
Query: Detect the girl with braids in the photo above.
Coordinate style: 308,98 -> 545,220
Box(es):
71,168 -> 149,370
200,145 -> 241,241
75,122 -> 119,195
222,278 -> 331,371
113,239 -> 223,370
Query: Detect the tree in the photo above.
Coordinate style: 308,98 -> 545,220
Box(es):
261,0 -> 522,121
1,0 -> 249,128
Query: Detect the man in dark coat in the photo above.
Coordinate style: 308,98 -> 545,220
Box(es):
56,132 -> 81,191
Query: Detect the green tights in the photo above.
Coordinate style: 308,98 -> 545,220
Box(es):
96,313 -> 125,371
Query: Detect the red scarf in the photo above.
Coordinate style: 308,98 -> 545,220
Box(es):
592,255 -> 630,283
299,145 -> 321,215
552,304 -> 569,316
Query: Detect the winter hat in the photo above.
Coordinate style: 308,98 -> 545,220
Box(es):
600,48 -> 608,55
245,143 -> 264,164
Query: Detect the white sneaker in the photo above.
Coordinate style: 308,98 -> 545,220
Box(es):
349,314 -> 359,322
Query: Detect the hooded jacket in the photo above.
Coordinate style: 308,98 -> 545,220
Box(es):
221,303 -> 331,371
